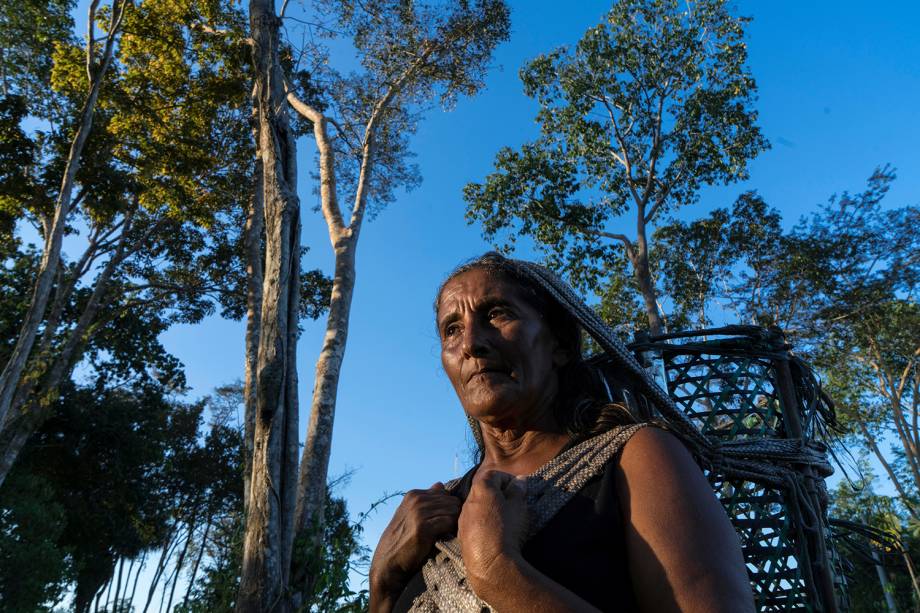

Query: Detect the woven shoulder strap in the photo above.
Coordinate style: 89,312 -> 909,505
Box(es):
409,423 -> 647,612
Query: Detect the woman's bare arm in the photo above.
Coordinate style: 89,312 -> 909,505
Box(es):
615,427 -> 755,613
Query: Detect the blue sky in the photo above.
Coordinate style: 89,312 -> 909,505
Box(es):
154,0 -> 920,592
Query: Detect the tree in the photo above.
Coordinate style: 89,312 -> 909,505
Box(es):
235,0 -> 304,608
0,0 -> 331,486
0,471 -> 69,612
649,167 -> 920,529
237,1 -> 510,608
0,376 -> 248,613
464,0 -> 767,335
0,0 -> 129,433
724,169 -> 920,521
830,460 -> 920,612
646,190 -> 783,333
179,482 -> 372,613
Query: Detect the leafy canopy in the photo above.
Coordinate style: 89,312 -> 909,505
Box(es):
464,0 -> 767,293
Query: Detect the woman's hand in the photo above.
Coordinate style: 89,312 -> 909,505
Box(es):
369,482 -> 461,607
457,469 -> 528,593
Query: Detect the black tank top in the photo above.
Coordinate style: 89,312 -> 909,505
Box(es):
391,452 -> 639,612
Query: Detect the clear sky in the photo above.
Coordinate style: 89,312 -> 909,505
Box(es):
148,0 -> 920,593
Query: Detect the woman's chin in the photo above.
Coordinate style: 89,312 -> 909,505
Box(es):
464,395 -> 528,428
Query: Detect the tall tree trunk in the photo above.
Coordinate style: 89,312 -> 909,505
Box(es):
113,556 -> 125,611
183,517 -> 213,608
103,571 -> 114,611
122,557 -> 136,611
236,0 -> 301,609
0,0 -> 126,431
128,553 -> 146,609
243,156 -> 264,514
142,531 -> 179,613
285,59 -> 410,597
295,239 -> 356,534
165,519 -> 195,613
284,94 -> 369,596
634,207 -> 664,336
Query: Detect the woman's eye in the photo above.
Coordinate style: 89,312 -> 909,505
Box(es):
443,323 -> 461,338
488,308 -> 509,321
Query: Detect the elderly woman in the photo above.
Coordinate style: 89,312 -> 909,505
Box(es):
370,253 -> 754,612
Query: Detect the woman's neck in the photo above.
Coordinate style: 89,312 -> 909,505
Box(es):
479,426 -> 570,476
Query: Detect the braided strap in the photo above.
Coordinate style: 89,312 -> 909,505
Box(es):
506,258 -> 834,490
509,259 -> 709,448
409,424 -> 647,612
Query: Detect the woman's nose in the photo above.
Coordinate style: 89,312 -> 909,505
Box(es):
461,320 -> 490,359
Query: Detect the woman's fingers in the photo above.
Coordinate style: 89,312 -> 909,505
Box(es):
470,469 -> 521,500
476,468 -> 514,488
404,490 -> 460,512
421,513 -> 459,538
505,476 -> 527,501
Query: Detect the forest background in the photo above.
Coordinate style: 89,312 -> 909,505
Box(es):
1,0 -> 918,611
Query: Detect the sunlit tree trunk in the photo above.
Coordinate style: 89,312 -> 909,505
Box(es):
287,44 -> 427,551
243,150 -> 264,515
634,209 -> 664,336
236,0 -> 301,608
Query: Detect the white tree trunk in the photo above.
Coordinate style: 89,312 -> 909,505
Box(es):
633,206 -> 664,336
295,237 -> 356,533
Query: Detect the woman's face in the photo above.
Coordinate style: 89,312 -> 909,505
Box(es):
437,268 -> 568,429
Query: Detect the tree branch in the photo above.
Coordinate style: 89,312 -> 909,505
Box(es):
596,92 -> 645,209
285,84 -> 346,243
859,420 -> 920,522
191,22 -> 254,46
87,0 -> 101,83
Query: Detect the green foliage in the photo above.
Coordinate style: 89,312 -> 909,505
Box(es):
464,0 -> 767,306
175,514 -> 245,613
0,0 -> 331,485
0,239 -> 40,362
646,190 -> 784,332
295,491 -> 370,612
717,171 -> 919,478
730,167 -> 917,336
0,96 -> 36,237
21,382 -> 197,610
592,250 -> 646,337
0,472 -> 69,612
178,486 -> 370,613
0,0 -> 75,112
830,463 -> 920,611
0,377 -> 247,612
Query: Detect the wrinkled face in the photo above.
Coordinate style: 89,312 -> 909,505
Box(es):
437,269 -> 567,428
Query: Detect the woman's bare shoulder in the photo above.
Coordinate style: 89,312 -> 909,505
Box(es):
614,425 -> 755,612
619,426 -> 699,479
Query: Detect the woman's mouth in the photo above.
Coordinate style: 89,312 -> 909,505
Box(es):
468,366 -> 512,382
